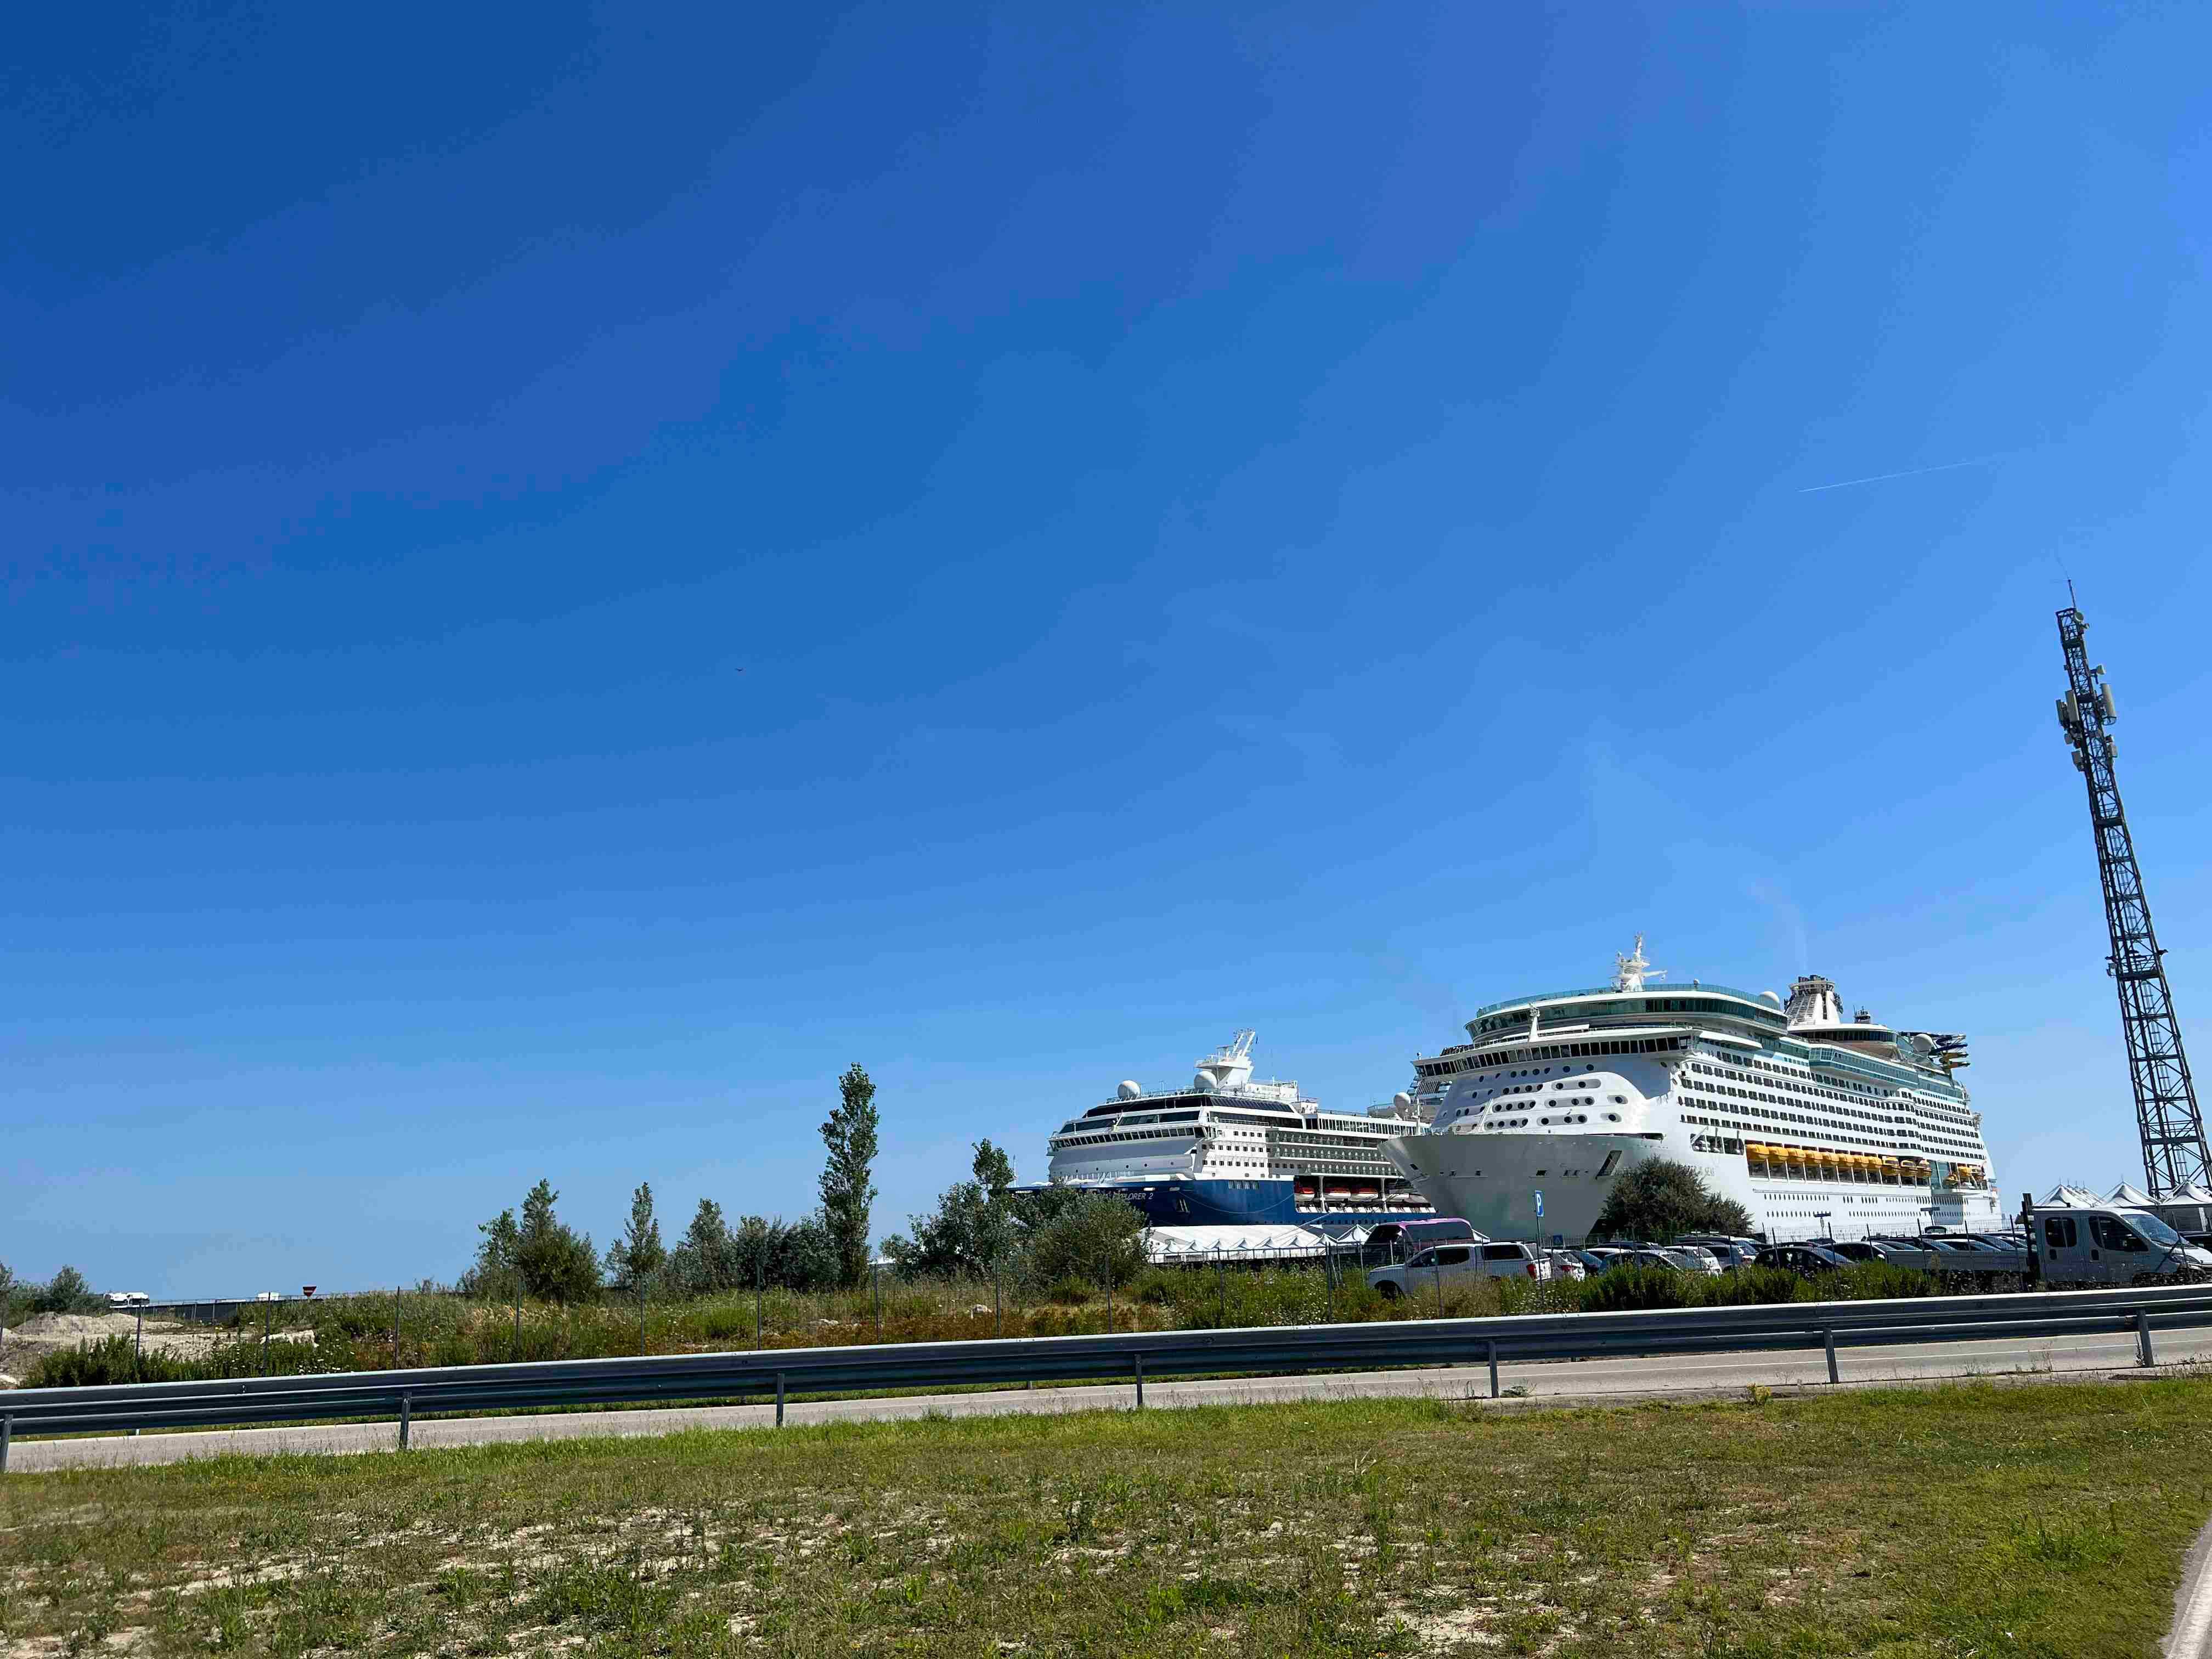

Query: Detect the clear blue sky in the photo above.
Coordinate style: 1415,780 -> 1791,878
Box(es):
8,4 -> 2210,1296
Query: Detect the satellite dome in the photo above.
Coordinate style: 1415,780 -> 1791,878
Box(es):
1392,1091 -> 1414,1110
1759,990 -> 1782,1007
1116,1080 -> 1142,1101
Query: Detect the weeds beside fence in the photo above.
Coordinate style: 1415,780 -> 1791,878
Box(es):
16,1258 -> 1987,1390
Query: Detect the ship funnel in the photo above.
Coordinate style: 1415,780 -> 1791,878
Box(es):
1784,974 -> 1843,1028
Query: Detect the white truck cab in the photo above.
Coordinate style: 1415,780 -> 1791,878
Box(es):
1368,1241 -> 1553,1299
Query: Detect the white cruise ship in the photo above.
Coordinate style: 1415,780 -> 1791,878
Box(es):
1041,1031 -> 1434,1229
1384,940 -> 2000,1244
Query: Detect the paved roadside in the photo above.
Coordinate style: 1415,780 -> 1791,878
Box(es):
2169,1509 -> 2212,1658
10,1318 -> 2206,1475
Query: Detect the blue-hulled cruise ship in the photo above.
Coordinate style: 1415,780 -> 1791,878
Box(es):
1041,1031 -> 1435,1229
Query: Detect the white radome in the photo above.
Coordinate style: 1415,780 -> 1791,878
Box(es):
1116,1080 -> 1142,1101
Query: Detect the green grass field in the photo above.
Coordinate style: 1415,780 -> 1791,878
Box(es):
5,1378 -> 2210,1657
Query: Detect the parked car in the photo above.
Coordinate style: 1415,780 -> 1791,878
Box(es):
1753,1244 -> 1852,1277
1657,1246 -> 1725,1277
1543,1249 -> 1587,1282
1367,1240 -> 1553,1299
105,1291 -> 151,1308
1616,1249 -> 1683,1272
1678,1234 -> 1760,1269
1817,1239 -> 1914,1266
1572,1248 -> 1627,1274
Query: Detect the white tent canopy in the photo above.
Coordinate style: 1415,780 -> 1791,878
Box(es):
1142,1223 -> 1356,1264
2040,1184 -> 2104,1208
2107,1181 -> 2157,1206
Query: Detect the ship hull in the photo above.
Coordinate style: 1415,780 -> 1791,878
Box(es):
1385,1129 -> 1999,1243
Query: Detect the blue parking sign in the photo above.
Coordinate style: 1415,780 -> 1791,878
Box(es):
1533,1188 -> 1543,1218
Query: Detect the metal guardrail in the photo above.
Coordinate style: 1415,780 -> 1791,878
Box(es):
3,1282 -> 2204,1463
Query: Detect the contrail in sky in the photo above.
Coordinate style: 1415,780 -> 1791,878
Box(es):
1798,455 -> 2001,493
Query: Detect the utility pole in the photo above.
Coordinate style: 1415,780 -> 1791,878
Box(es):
2055,597 -> 2208,1194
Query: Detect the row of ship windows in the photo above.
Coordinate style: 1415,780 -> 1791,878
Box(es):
1689,1061 -> 1978,1145
1421,1036 -> 1687,1079
1683,1087 -> 1961,1152
1683,1108 -> 1980,1164
1699,1052 -> 1971,1120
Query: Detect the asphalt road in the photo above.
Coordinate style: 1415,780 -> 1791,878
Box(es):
9,1318 -> 2207,1475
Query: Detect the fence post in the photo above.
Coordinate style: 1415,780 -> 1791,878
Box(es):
1326,1248 -> 1336,1324
392,1285 -> 402,1366
513,1285 -> 521,1357
775,1372 -> 786,1427
873,1265 -> 882,1338
262,1296 -> 272,1372
1,1413 -> 10,1474
1487,1336 -> 1499,1400
2137,1307 -> 2155,1368
994,1260 -> 1003,1339
399,1392 -> 411,1451
755,1261 -> 764,1347
1217,1245 -> 1227,1327
638,1282 -> 647,1355
1824,1327 -> 1839,1385
1432,1254 -> 1444,1319
1134,1352 -> 1145,1410
1104,1257 -> 1114,1334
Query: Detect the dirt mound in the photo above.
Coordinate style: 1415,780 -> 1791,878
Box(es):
9,1311 -> 144,1344
0,1310 -> 240,1370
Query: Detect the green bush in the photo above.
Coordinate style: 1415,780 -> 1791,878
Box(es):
24,1334 -> 344,1389
1023,1194 -> 1144,1291
1579,1265 -> 1706,1312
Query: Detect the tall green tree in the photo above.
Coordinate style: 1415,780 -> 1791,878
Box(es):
668,1197 -> 739,1296
1589,1158 -> 1754,1243
970,1138 -> 1015,1201
605,1181 -> 668,1289
883,1141 -> 1022,1279
464,1208 -> 523,1299
512,1177 -> 602,1302
820,1062 -> 881,1288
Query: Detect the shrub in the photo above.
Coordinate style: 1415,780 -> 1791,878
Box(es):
1022,1194 -> 1144,1291
24,1334 -> 342,1389
1589,1159 -> 1753,1243
1579,1265 -> 1706,1313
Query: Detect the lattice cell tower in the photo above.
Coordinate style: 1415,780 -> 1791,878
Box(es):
2053,599 -> 2208,1195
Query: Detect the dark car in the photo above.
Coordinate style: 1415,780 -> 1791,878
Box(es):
1816,1239 -> 1887,1263
1753,1244 -> 1851,1276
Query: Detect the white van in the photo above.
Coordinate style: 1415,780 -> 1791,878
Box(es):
106,1291 -> 150,1308
2034,1207 -> 2212,1285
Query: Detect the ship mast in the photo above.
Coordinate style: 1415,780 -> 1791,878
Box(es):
2054,598 -> 2208,1195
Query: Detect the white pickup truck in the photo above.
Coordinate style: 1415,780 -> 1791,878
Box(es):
1368,1241 -> 1553,1299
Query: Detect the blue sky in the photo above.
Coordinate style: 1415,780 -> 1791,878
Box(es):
8,3 -> 2210,1295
